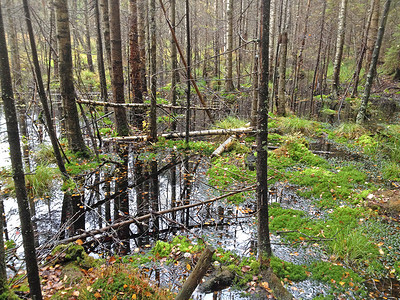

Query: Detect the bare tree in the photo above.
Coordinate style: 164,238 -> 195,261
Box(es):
0,2 -> 43,298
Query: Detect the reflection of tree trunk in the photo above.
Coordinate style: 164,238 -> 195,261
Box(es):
0,5 -> 42,296
150,160 -> 159,236
116,154 -> 130,255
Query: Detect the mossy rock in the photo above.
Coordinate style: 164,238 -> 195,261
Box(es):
199,267 -> 235,293
51,243 -> 96,268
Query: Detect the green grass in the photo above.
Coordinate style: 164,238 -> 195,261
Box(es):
213,116 -> 248,129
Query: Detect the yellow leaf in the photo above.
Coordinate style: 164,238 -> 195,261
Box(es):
123,284 -> 128,289
76,239 -> 84,246
94,292 -> 102,298
186,264 -> 191,271
339,281 -> 345,286
132,295 -> 137,300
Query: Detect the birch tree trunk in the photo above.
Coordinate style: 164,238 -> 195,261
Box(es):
366,0 -> 380,71
95,0 -> 108,103
356,0 -> 392,124
99,0 -> 112,72
332,0 -> 348,99
84,0 -> 94,72
277,31 -> 287,116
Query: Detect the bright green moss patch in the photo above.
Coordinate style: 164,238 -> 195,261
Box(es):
270,256 -> 308,282
310,261 -> 364,288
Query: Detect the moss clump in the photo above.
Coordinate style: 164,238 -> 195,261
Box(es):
0,290 -> 19,300
51,243 -> 96,269
270,256 -> 308,282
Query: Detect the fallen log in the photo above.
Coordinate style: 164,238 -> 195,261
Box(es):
57,185 -> 256,245
211,135 -> 236,157
76,99 -> 216,111
175,246 -> 215,300
103,127 -> 255,143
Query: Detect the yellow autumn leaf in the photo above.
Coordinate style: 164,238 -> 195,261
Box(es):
94,292 -> 102,298
76,239 -> 84,246
132,295 -> 137,300
339,281 -> 345,286
187,264 -> 191,271
123,284 -> 128,289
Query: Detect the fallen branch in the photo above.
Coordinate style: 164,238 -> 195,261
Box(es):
57,185 -> 256,245
211,135 -> 236,157
77,99 -> 216,111
103,127 -> 255,143
175,246 -> 215,300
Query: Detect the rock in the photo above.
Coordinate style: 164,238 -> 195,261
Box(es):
198,267 -> 235,294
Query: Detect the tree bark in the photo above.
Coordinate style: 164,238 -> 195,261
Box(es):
149,0 -> 157,141
225,0 -> 235,91
95,0 -> 108,103
332,0 -> 348,99
366,0 -> 380,71
0,198 -> 7,296
171,0 -> 178,131
84,0 -> 94,72
356,0 -> 392,124
99,0 -> 112,73
0,2 -> 43,298
109,0 -> 130,136
257,0 -> 272,259
277,31 -> 287,117
55,0 -> 88,154
129,0 -> 144,130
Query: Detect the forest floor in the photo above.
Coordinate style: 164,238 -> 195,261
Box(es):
6,80 -> 400,300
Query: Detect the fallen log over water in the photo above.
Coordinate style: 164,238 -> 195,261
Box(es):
76,99 -> 216,111
57,185 -> 256,245
103,127 -> 255,143
211,135 -> 236,157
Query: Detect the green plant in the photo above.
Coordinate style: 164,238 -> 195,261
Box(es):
270,256 -> 308,282
333,123 -> 368,140
213,116 -> 248,130
277,116 -> 320,135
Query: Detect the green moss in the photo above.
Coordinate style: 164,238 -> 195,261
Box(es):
310,261 -> 364,288
270,256 -> 308,282
0,290 -> 19,300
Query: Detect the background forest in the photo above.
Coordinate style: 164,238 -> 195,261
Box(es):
1,0 -> 400,299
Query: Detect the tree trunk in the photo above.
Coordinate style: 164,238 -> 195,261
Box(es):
55,0 -> 88,154
129,0 -> 144,130
171,0 -> 178,131
356,0 -> 392,124
277,31 -> 287,117
109,0 -> 130,136
84,0 -> 94,72
0,3 -> 43,298
149,0 -> 157,141
99,0 -> 112,73
332,0 -> 348,99
257,0 -> 272,260
95,0 -> 108,103
137,0 -> 147,95
225,0 -> 235,91
366,0 -> 380,71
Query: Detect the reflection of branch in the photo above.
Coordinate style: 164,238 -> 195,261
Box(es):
57,185 -> 256,245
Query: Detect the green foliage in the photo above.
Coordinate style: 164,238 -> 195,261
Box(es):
270,256 -> 308,282
333,123 -> 368,140
213,116 -> 248,130
382,161 -> 400,181
0,290 -> 19,300
277,116 -> 321,135
34,143 -> 56,165
26,164 -> 59,200
383,24 -> 400,75
310,261 -> 364,288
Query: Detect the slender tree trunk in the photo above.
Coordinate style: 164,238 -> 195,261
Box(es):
84,0 -> 94,72
109,0 -> 130,136
250,51 -> 259,128
310,0 -> 327,115
214,0 -> 220,84
0,3 -> 43,298
137,0 -> 147,95
277,32 -> 287,116
149,0 -> 157,141
356,0 -> 391,124
268,0 -> 276,81
55,0 -> 88,154
257,0 -> 272,260
225,0 -> 234,91
332,0 -> 348,99
366,0 -> 380,71
171,0 -> 178,131
95,0 -> 108,103
6,0 -> 21,88
129,0 -> 144,130
99,0 -> 112,72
